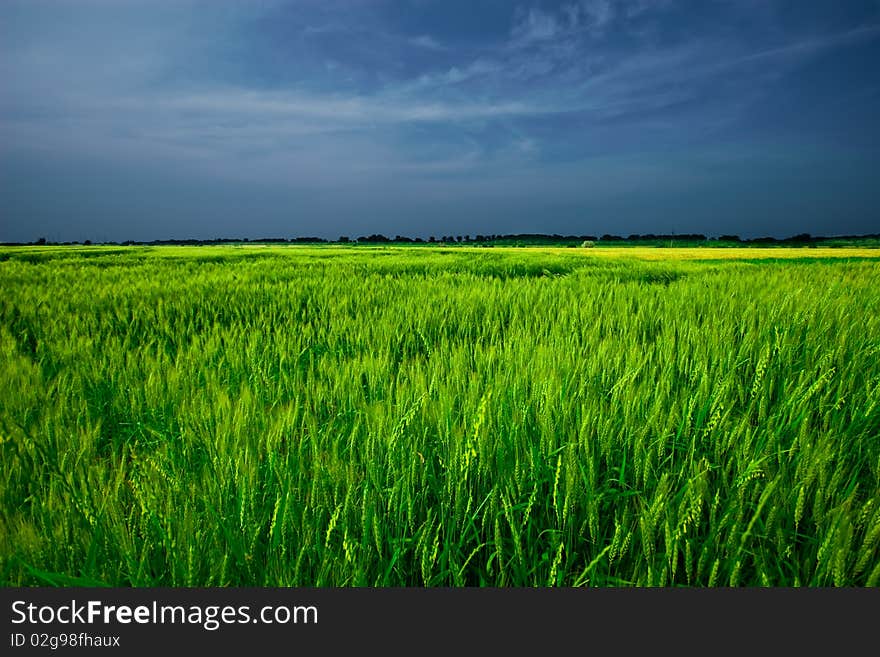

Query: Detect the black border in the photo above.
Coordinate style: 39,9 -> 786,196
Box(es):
2,586 -> 877,654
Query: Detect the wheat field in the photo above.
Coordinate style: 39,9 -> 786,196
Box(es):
1,245 -> 879,586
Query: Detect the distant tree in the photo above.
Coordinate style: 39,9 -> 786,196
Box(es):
429,236 -> 436,243
719,235 -> 741,242
83,239 -> 92,245
359,234 -> 390,243
339,236 -> 350,243
36,237 -> 47,245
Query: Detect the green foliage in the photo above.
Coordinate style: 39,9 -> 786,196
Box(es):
1,245 -> 879,586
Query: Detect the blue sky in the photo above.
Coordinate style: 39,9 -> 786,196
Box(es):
1,0 -> 879,242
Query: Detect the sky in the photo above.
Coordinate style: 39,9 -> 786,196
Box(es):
1,0 -> 879,243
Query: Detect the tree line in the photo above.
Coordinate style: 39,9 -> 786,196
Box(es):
6,232 -> 880,247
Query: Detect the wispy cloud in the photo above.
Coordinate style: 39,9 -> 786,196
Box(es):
511,7 -> 563,43
510,0 -> 664,46
3,1 -> 879,199
137,90 -> 546,124
408,34 -> 446,50
573,0 -> 614,34
734,22 -> 880,65
404,59 -> 501,91
624,0 -> 675,19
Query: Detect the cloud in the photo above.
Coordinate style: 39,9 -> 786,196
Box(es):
139,89 -> 545,124
511,0 -> 675,45
624,0 -> 675,19
511,8 -> 562,43
0,80 -> 559,190
733,22 -> 880,65
3,0 -> 880,242
509,1 -> 621,46
3,0 -> 878,203
408,34 -> 445,50
578,0 -> 614,32
407,59 -> 501,90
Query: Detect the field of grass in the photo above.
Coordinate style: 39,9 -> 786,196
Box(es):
1,245 -> 879,586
